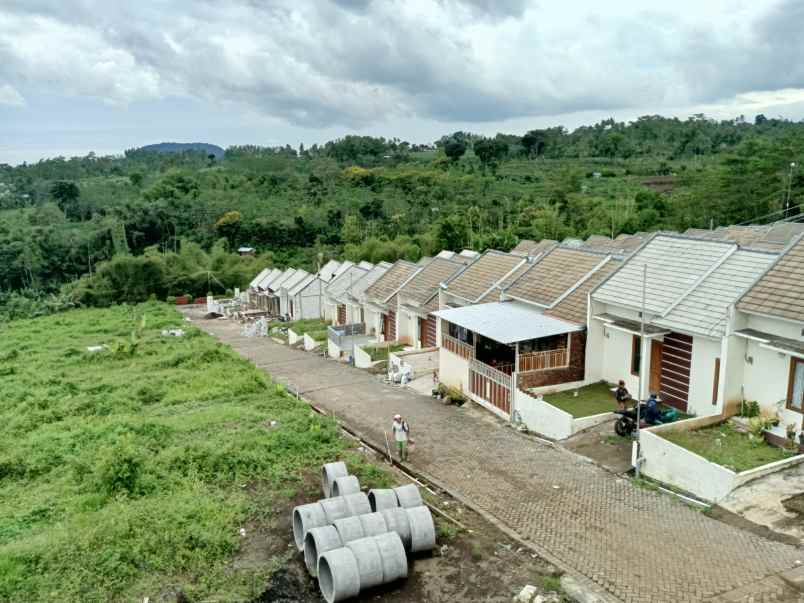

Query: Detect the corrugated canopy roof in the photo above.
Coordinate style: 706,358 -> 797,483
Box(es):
433,301 -> 581,344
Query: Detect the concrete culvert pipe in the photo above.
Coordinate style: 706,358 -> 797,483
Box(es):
368,488 -> 398,512
393,484 -> 423,509
405,506 -> 436,553
319,496 -> 352,524
357,512 -> 388,538
292,502 -> 327,551
345,536 -> 384,590
304,525 -> 342,577
342,492 -> 371,516
331,475 -> 360,498
333,516 -> 365,544
379,507 -> 412,551
318,547 -> 361,603
322,461 -> 349,498
373,531 -> 408,582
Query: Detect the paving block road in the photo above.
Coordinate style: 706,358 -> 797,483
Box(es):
193,315 -> 804,602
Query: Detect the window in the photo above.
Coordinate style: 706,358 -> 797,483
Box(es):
448,322 -> 474,345
631,335 -> 642,376
788,358 -> 804,412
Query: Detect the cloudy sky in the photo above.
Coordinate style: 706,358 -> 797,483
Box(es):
1,0 -> 804,164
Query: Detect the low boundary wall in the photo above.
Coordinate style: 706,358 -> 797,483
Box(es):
514,389 -> 613,440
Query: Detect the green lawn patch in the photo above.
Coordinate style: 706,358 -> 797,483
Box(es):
308,329 -> 328,342
0,302 -> 352,602
662,422 -> 795,472
542,382 -> 618,418
284,318 -> 330,334
365,343 -> 405,361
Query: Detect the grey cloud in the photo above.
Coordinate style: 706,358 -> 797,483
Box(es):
0,0 -> 802,132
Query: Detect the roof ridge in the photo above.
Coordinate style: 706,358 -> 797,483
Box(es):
735,231 -> 804,311
659,244 -> 737,319
475,257 -> 528,303
548,255 -> 613,309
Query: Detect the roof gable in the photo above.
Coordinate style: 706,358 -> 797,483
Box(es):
364,260 -> 420,303
506,247 -> 609,307
546,258 -> 622,325
325,265 -> 370,299
738,235 -> 804,323
398,257 -> 465,307
443,251 -> 525,303
592,235 -> 736,315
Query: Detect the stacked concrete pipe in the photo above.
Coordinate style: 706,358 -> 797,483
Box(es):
292,492 -> 371,550
317,532 -> 408,603
331,475 -> 361,497
322,461 -> 348,497
304,512 -> 389,576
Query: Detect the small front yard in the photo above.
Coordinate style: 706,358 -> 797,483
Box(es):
285,318 -> 330,333
365,343 -> 405,361
662,422 -> 795,472
543,381 -> 619,418
307,328 -> 328,342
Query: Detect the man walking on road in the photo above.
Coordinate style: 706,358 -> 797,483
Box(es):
391,414 -> 410,461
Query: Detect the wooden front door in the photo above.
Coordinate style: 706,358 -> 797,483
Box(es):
337,304 -> 346,325
660,332 -> 692,411
649,341 -> 663,394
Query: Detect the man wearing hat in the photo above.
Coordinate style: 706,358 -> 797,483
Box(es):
391,414 -> 411,461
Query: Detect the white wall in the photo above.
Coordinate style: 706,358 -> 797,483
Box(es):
327,339 -> 342,359
687,336 -> 721,417
438,347 -> 469,392
298,280 -> 323,320
354,343 -> 374,369
515,389 -> 574,439
303,333 -> 320,351
288,328 -> 302,346
598,325 -> 640,396
397,308 -> 415,346
390,348 -> 438,378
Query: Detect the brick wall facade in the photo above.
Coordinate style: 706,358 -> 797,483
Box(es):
517,331 -> 586,390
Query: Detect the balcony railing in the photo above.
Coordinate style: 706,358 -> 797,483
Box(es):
470,359 -> 514,389
518,348 -> 569,372
442,333 -> 475,360
328,322 -> 366,346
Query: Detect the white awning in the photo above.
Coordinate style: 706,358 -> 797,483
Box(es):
432,301 -> 581,344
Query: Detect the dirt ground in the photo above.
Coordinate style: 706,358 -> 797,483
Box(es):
248,446 -> 567,603
561,421 -> 633,475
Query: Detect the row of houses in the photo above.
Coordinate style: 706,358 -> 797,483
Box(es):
246,223 -> 804,440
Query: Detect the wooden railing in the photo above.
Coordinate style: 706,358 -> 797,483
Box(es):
518,348 -> 569,372
442,333 -> 475,360
469,358 -> 513,415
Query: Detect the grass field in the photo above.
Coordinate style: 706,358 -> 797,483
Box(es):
542,382 -> 618,417
0,302 -> 372,602
366,343 -> 405,362
662,422 -> 794,472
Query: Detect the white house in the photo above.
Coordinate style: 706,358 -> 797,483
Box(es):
362,259 -> 421,341
732,234 -> 804,439
316,259 -> 342,284
278,269 -> 310,317
588,234 -> 777,417
254,267 -> 291,314
395,255 -> 467,348
435,246 -> 619,420
288,274 -> 325,320
343,262 -> 392,326
323,262 -> 371,324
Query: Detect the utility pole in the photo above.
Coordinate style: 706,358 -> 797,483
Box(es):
635,263 -> 647,479
785,162 -> 797,219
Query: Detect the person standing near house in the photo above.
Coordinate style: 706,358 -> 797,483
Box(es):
615,380 -> 631,410
392,414 -> 410,461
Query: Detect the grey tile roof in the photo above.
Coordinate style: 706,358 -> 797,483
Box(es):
738,235 -> 804,322
349,262 -> 392,303
546,258 -> 622,325
364,260 -> 419,303
398,256 -> 465,307
653,249 -> 777,337
325,265 -> 370,301
506,247 -> 609,307
592,235 -> 737,316
442,250 -> 525,303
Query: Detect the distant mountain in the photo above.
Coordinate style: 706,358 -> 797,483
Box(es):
136,142 -> 225,159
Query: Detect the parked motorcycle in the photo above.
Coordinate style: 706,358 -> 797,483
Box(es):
614,403 -> 647,437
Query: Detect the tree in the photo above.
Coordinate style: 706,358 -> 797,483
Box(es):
50,181 -> 81,219
443,137 -> 468,162
473,138 -> 508,170
341,215 -> 362,245
521,130 -> 548,157
215,211 -> 241,247
434,215 -> 470,251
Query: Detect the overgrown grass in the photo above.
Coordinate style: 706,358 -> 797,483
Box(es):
284,318 -> 330,335
0,302 -> 348,602
662,422 -> 794,472
542,381 -> 618,417
365,343 -> 405,362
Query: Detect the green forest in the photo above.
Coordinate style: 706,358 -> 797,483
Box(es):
2,114 -> 803,320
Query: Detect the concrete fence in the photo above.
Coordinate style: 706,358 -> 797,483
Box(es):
288,328 -> 302,346
641,418 -> 804,502
514,388 -> 613,440
389,347 -> 437,379
304,333 -> 321,351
